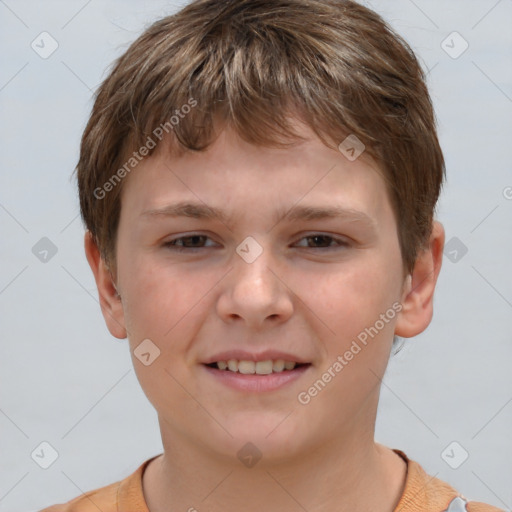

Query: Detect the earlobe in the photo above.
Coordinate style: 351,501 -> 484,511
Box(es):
84,231 -> 127,339
394,221 -> 445,338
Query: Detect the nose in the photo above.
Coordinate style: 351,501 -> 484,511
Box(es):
216,243 -> 294,330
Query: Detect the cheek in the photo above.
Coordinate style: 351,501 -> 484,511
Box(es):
304,266 -> 401,388
120,263 -> 206,399
120,258 -> 218,349
308,258 -> 398,337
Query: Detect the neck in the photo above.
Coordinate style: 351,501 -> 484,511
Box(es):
143,421 -> 407,512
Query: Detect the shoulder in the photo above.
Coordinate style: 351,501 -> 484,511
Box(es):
35,455 -> 160,512
443,496 -> 504,512
392,449 -> 505,512
36,479 -> 120,512
466,500 -> 506,512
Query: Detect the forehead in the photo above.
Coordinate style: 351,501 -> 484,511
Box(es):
119,122 -> 394,231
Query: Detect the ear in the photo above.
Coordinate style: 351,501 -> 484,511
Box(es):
394,221 -> 445,338
84,231 -> 127,339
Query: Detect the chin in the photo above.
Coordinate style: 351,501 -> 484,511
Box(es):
206,414 -> 309,464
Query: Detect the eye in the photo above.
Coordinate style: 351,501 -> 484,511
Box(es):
294,234 -> 349,250
162,233 -> 350,252
163,234 -> 217,251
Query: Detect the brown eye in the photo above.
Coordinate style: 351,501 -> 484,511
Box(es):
164,235 -> 215,251
295,234 -> 349,249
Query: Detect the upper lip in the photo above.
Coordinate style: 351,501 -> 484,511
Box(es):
202,350 -> 310,365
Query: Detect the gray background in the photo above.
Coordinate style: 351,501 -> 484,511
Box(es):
0,0 -> 511,510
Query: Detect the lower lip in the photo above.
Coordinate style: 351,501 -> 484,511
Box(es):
202,364 -> 311,392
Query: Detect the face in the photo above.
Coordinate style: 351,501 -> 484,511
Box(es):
90,120 -> 435,465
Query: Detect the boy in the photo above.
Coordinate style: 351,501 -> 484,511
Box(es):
40,0 -> 503,510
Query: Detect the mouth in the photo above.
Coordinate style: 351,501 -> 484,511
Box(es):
204,359 -> 310,374
202,359 -> 312,392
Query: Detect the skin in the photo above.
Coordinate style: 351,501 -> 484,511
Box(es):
85,119 -> 445,512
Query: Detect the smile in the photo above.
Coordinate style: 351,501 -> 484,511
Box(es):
203,360 -> 312,392
207,359 -> 308,374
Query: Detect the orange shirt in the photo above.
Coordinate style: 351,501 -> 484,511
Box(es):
38,449 -> 504,512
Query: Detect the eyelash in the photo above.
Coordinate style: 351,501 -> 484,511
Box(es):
162,234 -> 350,252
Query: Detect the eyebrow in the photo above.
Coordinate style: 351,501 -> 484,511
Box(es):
141,201 -> 376,231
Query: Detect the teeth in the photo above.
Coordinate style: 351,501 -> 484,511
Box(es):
272,359 -> 285,372
215,359 -> 298,374
255,360 -> 273,375
238,360 -> 255,374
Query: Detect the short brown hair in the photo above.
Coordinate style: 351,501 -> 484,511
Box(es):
76,0 -> 445,279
